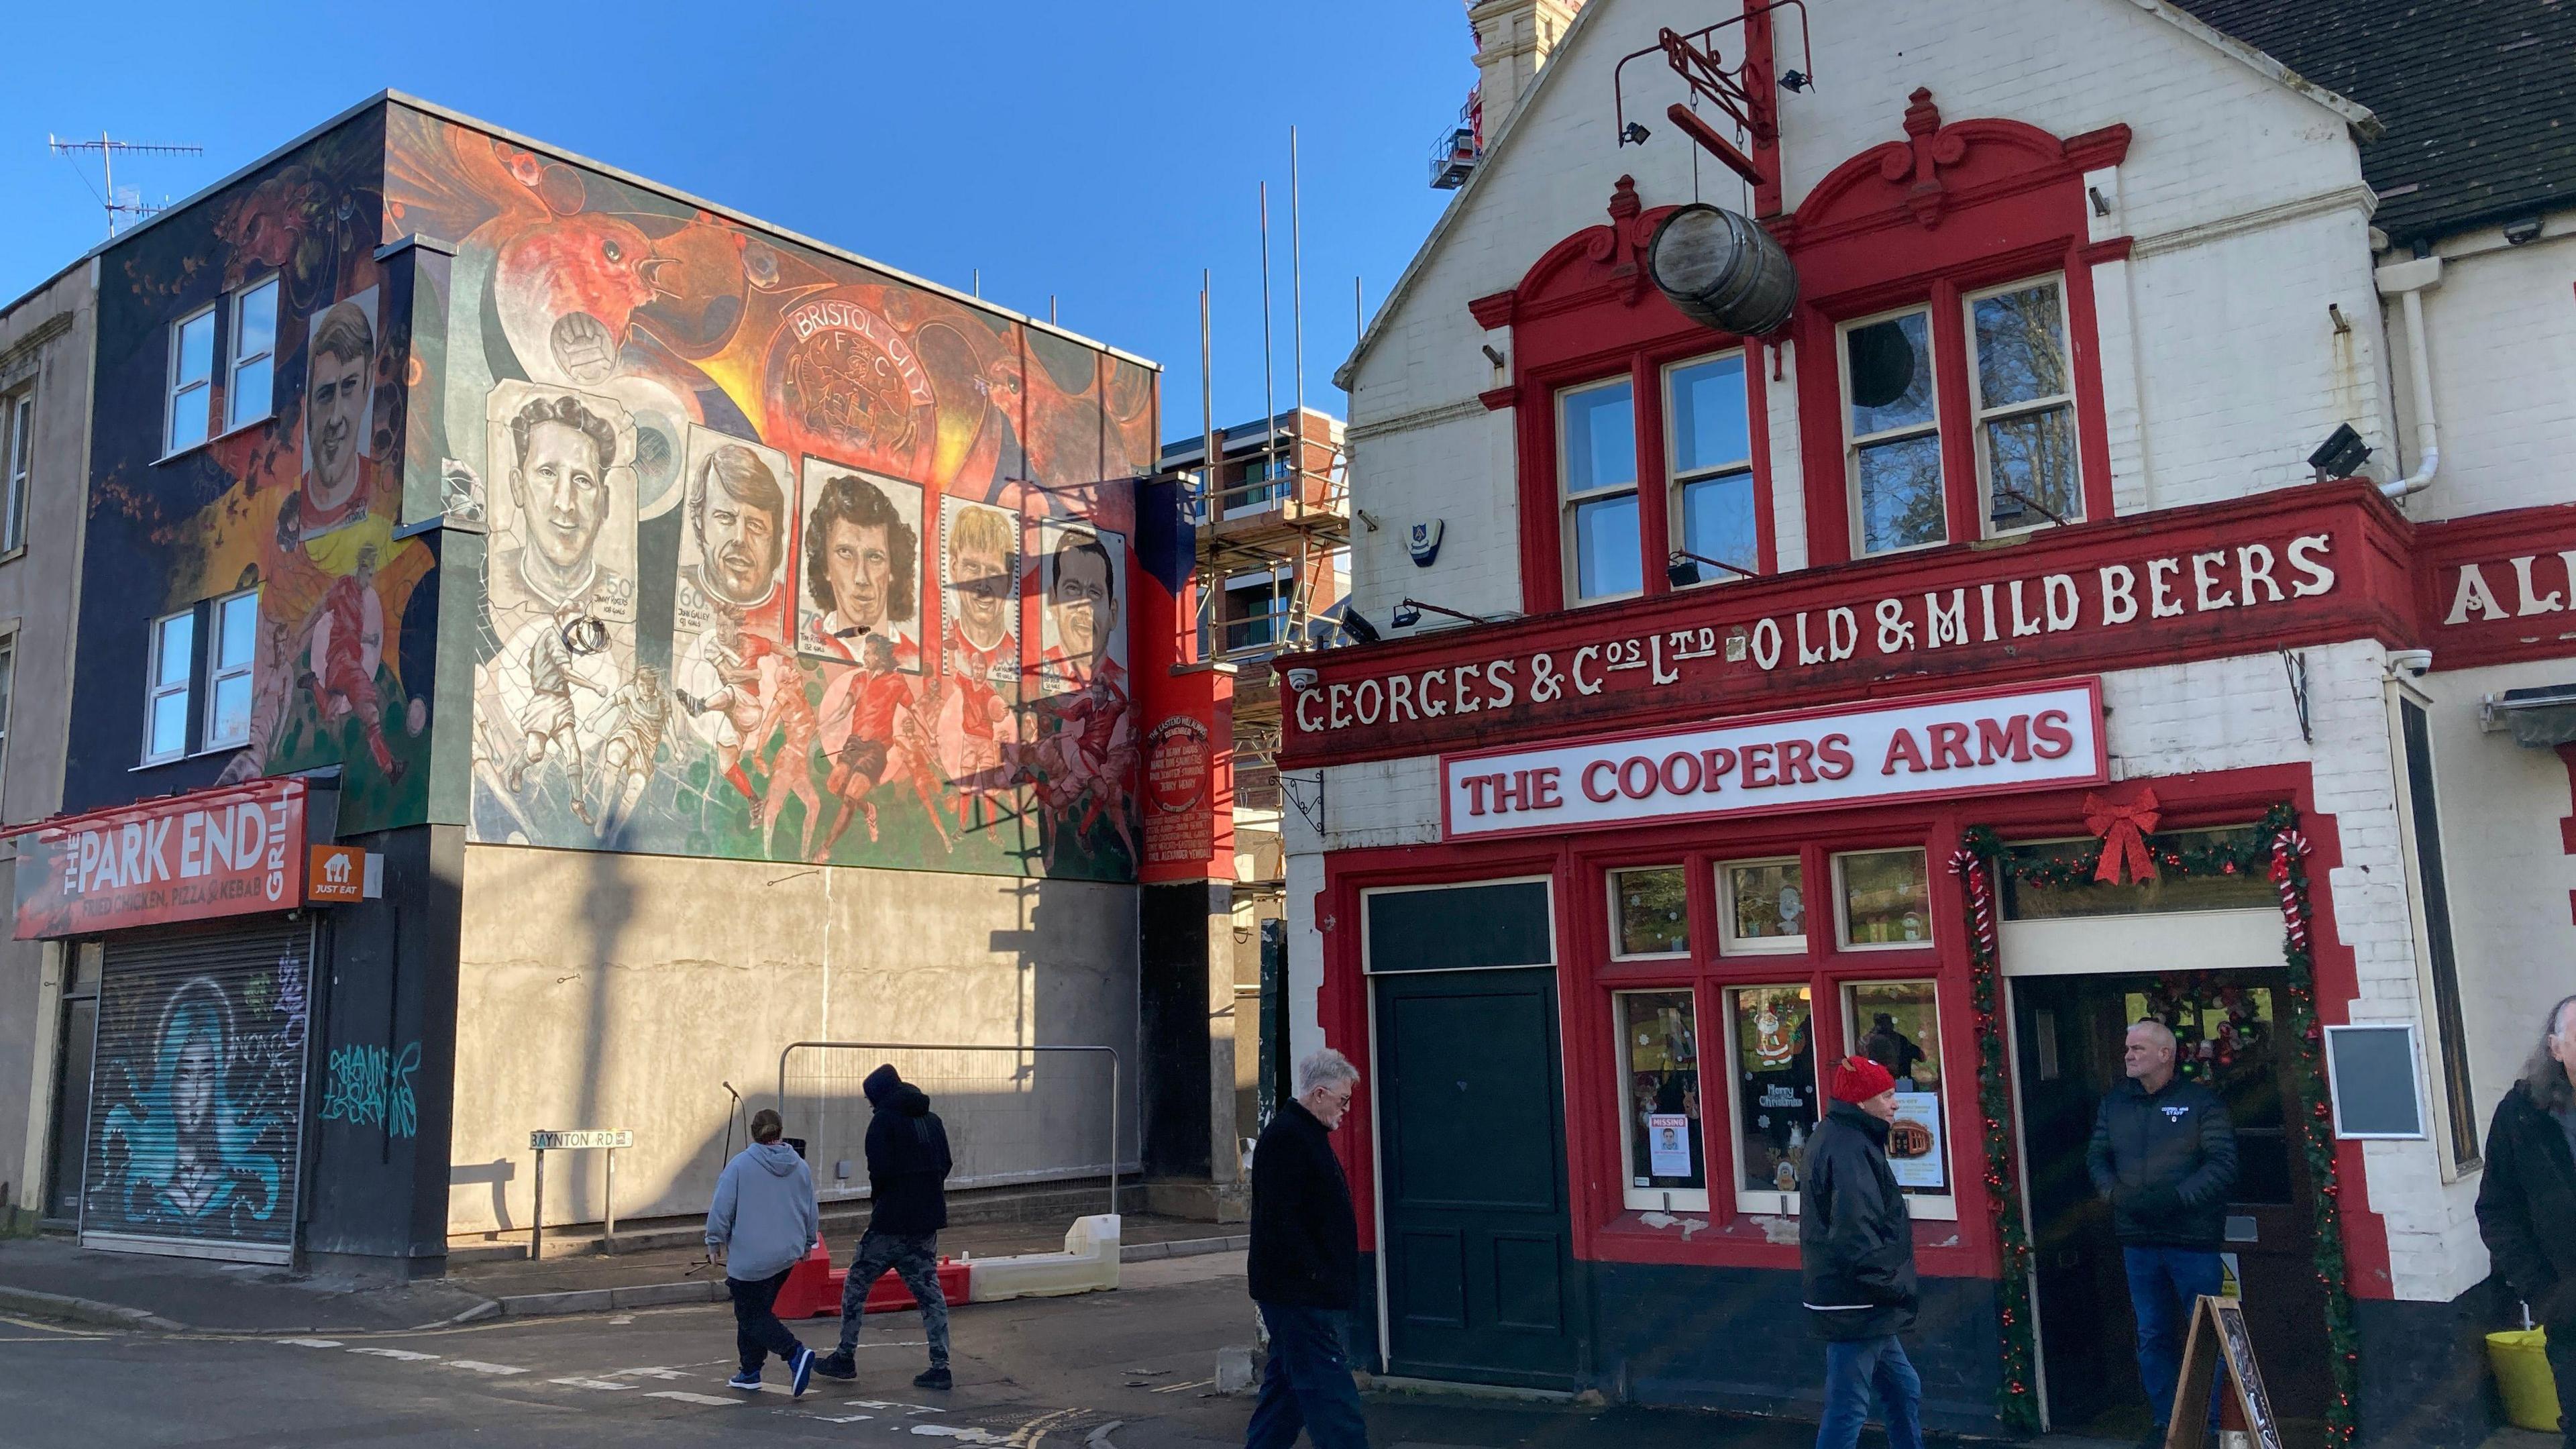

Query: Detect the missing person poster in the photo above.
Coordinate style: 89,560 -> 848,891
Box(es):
1647,1114 -> 1693,1178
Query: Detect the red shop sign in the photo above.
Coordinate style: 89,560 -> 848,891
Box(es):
1442,680 -> 2105,841
11,778 -> 309,939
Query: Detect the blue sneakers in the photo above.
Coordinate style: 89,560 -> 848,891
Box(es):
790,1346 -> 815,1398
727,1370 -> 761,1391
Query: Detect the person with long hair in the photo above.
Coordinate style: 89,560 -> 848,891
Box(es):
2477,993 -> 2576,1448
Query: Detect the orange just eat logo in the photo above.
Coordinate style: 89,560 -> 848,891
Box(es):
307,845 -> 364,903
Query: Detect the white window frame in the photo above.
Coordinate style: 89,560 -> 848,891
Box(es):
1841,979 -> 1959,1222
1722,981 -> 1817,1217
1606,864 -> 1691,962
223,276 -> 280,435
142,608 -> 195,765
1614,987 -> 1713,1213
1716,855 -> 1808,956
0,629 -> 16,795
1,387 -> 30,555
1662,350 -> 1756,588
166,305 -> 217,457
203,588 -> 261,749
1839,304 -> 1945,559
1832,847 -> 1937,953
1557,375 -> 1642,606
1964,274 -> 2080,539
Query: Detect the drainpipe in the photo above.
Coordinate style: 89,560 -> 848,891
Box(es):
2373,255 -> 2443,499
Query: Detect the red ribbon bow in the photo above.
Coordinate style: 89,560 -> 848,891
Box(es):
2084,787 -> 2162,884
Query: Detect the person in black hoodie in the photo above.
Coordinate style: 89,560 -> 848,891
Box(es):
814,1064 -> 955,1389
1244,1047 -> 1368,1449
1801,1055 -> 1923,1449
2086,1018 -> 2237,1446
2476,993 -> 2576,1449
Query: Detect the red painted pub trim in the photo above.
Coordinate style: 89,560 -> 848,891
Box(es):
1311,761 -> 2395,1298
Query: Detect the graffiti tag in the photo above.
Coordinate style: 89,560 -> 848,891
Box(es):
321,1041 -> 421,1139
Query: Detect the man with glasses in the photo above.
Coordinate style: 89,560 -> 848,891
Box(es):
1244,1049 -> 1371,1449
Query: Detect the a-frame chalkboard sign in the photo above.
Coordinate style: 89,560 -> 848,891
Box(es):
2164,1295 -> 2284,1449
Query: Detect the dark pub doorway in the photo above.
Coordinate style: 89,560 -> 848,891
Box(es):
1363,879 -> 1585,1389
2013,969 -> 2330,1446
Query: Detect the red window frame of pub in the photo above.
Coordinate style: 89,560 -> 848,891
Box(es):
1473,178 -> 1781,613
1780,95 -> 2131,568
1472,97 -> 2133,608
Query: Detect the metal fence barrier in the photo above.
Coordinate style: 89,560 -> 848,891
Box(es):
777,1042 -> 1122,1218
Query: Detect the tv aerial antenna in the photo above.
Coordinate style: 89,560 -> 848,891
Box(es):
49,132 -> 204,237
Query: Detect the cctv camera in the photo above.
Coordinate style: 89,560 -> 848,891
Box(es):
2387,649 -> 2433,678
1286,667 -> 1319,690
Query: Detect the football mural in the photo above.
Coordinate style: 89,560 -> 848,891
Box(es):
80,103 -> 1157,882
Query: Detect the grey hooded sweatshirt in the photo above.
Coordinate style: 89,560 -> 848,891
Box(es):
706,1140 -> 819,1282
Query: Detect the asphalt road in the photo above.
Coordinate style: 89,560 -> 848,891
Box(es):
0,1254 -> 1263,1449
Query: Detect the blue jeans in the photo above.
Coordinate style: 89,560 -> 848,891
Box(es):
2125,1246 -> 2225,1430
1816,1336 -> 1922,1449
1245,1302 -> 1370,1449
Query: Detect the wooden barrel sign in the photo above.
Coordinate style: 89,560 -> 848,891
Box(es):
1648,203 -> 1799,337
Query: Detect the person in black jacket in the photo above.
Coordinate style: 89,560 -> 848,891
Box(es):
1801,1055 -> 1923,1449
2086,1019 -> 2239,1445
1244,1047 -> 1369,1449
815,1065 -> 955,1389
2475,993 -> 2576,1449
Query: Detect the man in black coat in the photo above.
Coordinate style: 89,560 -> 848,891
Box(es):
1801,1055 -> 1923,1449
2477,993 -> 2576,1449
1244,1047 -> 1369,1449
2086,1019 -> 2239,1445
816,1064 -> 955,1389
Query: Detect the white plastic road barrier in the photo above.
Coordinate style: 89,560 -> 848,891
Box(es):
964,1214 -> 1122,1303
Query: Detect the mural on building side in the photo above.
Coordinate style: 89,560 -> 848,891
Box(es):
384,107 -> 1157,880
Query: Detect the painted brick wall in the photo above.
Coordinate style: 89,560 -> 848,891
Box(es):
2390,221 -> 2576,525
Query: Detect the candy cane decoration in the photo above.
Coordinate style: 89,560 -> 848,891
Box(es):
2269,828 -> 2312,951
1949,847 -> 1998,960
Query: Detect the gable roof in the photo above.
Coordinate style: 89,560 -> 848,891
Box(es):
2174,0 -> 2576,245
1336,0 -> 2379,391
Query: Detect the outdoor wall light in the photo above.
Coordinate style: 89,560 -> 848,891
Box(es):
1621,121 -> 1652,146
1666,549 -> 1759,588
2307,423 -> 2371,480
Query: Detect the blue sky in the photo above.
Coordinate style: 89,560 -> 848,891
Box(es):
0,2 -> 1476,440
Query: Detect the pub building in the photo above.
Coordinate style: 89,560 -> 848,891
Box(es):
1281,3 -> 2576,1444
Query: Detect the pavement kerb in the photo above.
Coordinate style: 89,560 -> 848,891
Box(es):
491,1234 -> 1250,1320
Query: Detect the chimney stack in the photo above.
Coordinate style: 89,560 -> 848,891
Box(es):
1468,0 -> 1582,138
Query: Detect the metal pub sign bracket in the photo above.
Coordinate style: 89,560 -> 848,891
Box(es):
527,1128 -> 633,1260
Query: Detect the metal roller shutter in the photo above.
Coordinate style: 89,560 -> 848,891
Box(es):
80,919 -> 315,1263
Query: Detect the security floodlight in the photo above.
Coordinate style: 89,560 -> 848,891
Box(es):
2308,423 -> 2371,480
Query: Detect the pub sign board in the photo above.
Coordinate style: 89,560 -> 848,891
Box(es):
11,779 -> 309,939
1278,482 -> 2412,770
1442,680 -> 2105,840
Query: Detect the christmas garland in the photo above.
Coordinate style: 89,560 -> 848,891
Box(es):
1947,833 -> 2040,1433
1955,803 -> 2361,1446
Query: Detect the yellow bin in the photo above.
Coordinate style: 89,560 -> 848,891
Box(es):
2490,1328 -> 2563,1434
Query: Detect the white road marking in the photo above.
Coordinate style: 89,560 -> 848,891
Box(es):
844,1398 -> 942,1413
1149,1378 -> 1213,1394
347,1347 -> 439,1361
1084,1425 -> 1126,1449
906,1428 -> 1006,1443
612,1366 -> 692,1379
647,1391 -> 747,1407
442,1359 -> 530,1376
547,1377 -> 635,1391
274,1338 -> 343,1348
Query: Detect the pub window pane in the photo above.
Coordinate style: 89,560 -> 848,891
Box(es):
1727,984 -> 1817,1195
1855,434 -> 1945,554
1837,847 -> 1931,949
1610,866 -> 1688,957
1718,857 -> 1806,954
1617,990 -> 1706,1199
1680,470 -> 1758,575
1848,980 -> 1949,1194
226,277 -> 279,431
168,307 -> 217,453
1561,380 -> 1637,494
1668,354 -> 1750,474
154,612 -> 195,690
1846,310 -> 1935,436
1572,491 -> 1642,599
1971,283 -> 2068,406
1982,406 -> 2079,529
148,690 -> 189,761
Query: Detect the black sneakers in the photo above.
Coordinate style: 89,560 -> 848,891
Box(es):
912,1365 -> 953,1391
812,1350 -> 858,1381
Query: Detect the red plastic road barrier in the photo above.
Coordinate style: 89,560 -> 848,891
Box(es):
773,1236 -> 971,1320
